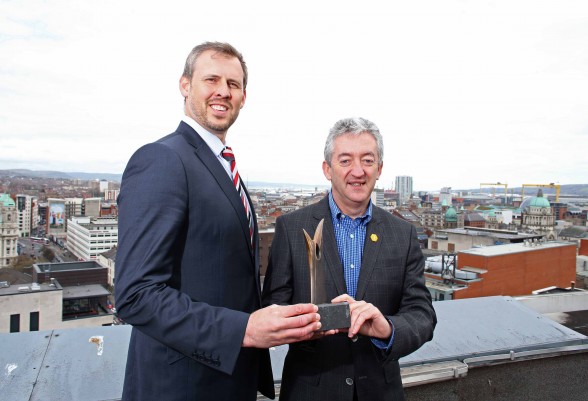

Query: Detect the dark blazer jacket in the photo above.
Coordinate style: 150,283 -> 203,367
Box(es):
262,196 -> 436,401
115,122 -> 274,401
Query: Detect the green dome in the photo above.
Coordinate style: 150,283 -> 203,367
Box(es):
0,193 -> 15,207
445,206 -> 457,222
529,189 -> 550,208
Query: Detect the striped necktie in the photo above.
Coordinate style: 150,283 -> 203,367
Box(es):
221,146 -> 254,248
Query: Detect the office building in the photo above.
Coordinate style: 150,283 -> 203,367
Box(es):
395,175 -> 413,205
0,194 -> 18,267
66,217 -> 118,261
15,194 -> 38,237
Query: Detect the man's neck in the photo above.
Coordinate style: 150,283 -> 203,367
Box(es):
331,193 -> 370,219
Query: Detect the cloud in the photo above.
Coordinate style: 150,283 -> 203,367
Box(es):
1,0 -> 588,191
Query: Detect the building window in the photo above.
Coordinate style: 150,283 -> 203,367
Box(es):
30,311 -> 40,331
10,314 -> 20,333
448,243 -> 455,252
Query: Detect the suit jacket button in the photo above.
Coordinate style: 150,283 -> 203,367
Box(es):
351,335 -> 358,342
345,378 -> 354,386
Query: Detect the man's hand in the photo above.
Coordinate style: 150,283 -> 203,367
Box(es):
332,294 -> 392,340
242,303 -> 323,348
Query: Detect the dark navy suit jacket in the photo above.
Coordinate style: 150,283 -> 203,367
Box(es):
115,122 -> 274,401
262,197 -> 436,401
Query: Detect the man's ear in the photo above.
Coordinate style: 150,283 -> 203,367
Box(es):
240,88 -> 246,109
179,76 -> 190,98
322,160 -> 332,181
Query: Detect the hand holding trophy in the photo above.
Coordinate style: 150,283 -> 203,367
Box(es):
303,219 -> 350,331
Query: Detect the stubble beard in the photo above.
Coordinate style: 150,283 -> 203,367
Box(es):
188,99 -> 239,136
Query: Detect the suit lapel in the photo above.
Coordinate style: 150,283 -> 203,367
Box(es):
178,122 -> 255,260
314,198 -> 347,296
355,208 -> 383,300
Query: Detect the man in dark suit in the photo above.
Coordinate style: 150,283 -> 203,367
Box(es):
115,42 -> 323,401
262,117 -> 437,401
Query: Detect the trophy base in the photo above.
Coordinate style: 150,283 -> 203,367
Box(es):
317,302 -> 350,331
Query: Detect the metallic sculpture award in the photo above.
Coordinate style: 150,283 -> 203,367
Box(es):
303,219 -> 350,331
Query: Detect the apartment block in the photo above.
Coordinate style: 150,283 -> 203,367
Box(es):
66,217 -> 118,261
15,194 -> 38,237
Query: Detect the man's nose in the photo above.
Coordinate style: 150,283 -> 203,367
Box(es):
214,80 -> 231,97
350,160 -> 365,176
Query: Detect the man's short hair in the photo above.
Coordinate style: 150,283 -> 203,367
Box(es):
324,117 -> 384,166
182,41 -> 248,88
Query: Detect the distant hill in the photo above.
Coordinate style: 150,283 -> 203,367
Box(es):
0,169 -> 123,182
0,169 -> 328,190
1,169 -> 586,195
473,184 -> 588,197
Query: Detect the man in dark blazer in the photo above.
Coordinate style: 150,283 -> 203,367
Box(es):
262,117 -> 437,401
115,42 -> 323,401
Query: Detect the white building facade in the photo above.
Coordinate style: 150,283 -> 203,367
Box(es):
0,194 -> 19,267
16,194 -> 39,237
66,217 -> 118,261
395,176 -> 413,205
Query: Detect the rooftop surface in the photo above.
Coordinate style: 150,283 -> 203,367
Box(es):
459,241 -> 574,257
0,281 -> 61,297
62,284 -> 111,299
36,261 -> 103,272
1,296 -> 586,400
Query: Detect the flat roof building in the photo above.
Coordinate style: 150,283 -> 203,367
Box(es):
425,241 -> 577,300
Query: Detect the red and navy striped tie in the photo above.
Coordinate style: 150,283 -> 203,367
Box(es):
221,146 -> 254,248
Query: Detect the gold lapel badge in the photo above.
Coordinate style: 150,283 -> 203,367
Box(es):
370,234 -> 378,242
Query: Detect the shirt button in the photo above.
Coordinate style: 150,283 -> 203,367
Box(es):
346,378 -> 354,386
350,234 -> 354,239
350,264 -> 355,269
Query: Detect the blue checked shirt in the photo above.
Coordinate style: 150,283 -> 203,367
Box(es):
328,192 -> 372,299
328,191 -> 395,350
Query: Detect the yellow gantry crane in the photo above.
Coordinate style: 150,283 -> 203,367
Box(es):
480,182 -> 508,203
521,183 -> 560,202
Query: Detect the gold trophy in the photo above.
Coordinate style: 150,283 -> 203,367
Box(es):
303,219 -> 350,331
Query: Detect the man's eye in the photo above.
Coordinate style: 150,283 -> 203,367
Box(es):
339,160 -> 351,167
362,159 -> 375,166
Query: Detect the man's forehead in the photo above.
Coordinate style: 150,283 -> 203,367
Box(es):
194,51 -> 244,76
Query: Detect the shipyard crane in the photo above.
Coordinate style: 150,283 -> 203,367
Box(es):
480,182 -> 508,203
521,183 -> 560,202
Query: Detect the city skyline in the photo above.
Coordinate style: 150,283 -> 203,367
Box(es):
1,1 -> 588,191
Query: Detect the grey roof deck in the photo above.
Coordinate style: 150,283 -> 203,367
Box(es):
0,296 -> 586,400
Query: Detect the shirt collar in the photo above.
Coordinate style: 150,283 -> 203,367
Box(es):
328,190 -> 373,224
182,115 -> 226,157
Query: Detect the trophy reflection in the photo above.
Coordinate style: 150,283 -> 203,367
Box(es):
303,219 -> 350,331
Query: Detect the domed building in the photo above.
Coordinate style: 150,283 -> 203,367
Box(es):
0,193 -> 19,267
443,205 -> 464,229
520,189 -> 556,240
485,210 -> 499,230
445,206 -> 457,228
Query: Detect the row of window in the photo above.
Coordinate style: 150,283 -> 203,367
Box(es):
10,312 -> 39,333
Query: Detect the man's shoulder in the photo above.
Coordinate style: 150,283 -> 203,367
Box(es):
155,122 -> 193,145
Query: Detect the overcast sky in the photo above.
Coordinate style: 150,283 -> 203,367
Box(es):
1,0 -> 587,191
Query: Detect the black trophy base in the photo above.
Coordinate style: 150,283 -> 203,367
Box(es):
317,302 -> 350,331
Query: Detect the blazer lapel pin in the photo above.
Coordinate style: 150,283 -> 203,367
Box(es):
370,233 -> 378,242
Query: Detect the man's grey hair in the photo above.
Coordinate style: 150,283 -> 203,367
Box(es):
182,41 -> 248,89
324,117 -> 384,166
